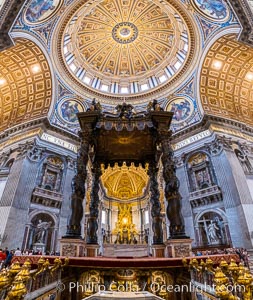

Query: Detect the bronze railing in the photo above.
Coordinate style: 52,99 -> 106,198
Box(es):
0,257 -> 68,300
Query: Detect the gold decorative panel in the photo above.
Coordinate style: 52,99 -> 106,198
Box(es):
101,162 -> 149,200
200,34 -> 253,126
0,39 -> 52,132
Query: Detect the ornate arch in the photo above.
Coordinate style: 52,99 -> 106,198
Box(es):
186,150 -> 217,192
23,210 -> 59,254
194,208 -> 231,247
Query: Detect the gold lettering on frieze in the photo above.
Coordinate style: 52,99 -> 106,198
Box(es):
172,130 -> 212,150
41,133 -> 78,153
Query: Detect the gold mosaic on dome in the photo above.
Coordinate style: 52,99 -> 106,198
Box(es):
0,39 -> 52,132
200,34 -> 253,126
101,162 -> 149,200
55,0 -> 198,100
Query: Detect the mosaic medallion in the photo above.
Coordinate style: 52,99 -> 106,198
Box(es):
166,97 -> 194,124
25,0 -> 63,24
112,22 -> 138,44
57,98 -> 84,124
191,0 -> 229,22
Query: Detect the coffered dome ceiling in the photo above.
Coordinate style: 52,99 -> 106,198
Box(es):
53,0 -> 199,102
101,162 -> 149,201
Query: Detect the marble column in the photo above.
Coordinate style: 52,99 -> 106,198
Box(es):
66,130 -> 91,238
148,161 -> 163,244
159,131 -> 187,239
86,162 -> 101,244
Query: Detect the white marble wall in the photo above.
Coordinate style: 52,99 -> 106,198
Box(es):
174,134 -> 253,249
0,178 -> 7,201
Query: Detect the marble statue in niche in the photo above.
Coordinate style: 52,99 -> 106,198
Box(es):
198,212 -> 227,246
33,219 -> 52,243
29,213 -> 55,254
206,220 -> 220,243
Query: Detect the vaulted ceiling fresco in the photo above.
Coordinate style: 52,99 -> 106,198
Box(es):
0,0 -> 253,134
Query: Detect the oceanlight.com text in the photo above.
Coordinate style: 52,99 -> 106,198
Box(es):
56,281 -> 246,294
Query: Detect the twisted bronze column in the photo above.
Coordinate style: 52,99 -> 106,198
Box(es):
86,162 -> 101,244
66,129 -> 92,238
159,130 -> 187,239
148,161 -> 163,244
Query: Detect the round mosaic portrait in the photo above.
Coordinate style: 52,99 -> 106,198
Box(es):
166,97 -> 194,124
25,0 -> 63,24
57,99 -> 84,124
190,0 -> 229,22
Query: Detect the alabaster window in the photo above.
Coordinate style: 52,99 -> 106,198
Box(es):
187,152 -> 216,192
144,210 -> 149,225
101,210 -> 106,225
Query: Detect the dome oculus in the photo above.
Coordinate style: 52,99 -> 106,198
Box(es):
112,22 -> 138,44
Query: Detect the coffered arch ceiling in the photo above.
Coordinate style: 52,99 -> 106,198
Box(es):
200,34 -> 253,126
0,38 -> 52,132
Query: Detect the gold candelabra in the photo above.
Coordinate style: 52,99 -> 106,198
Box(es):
182,257 -> 253,300
0,256 -> 69,299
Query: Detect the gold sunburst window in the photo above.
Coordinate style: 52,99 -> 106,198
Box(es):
59,0 -> 195,98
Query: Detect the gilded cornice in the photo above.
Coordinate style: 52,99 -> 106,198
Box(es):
0,0 -> 25,50
229,0 -> 253,45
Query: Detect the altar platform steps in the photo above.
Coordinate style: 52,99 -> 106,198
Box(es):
103,244 -> 149,258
